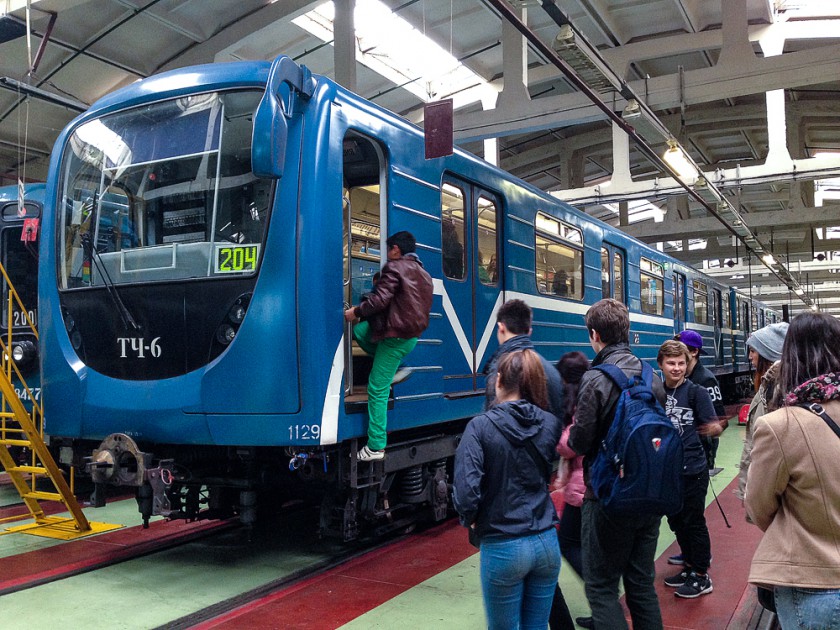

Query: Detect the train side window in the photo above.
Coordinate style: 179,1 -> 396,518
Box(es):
441,183 -> 466,280
477,195 -> 497,285
720,292 -> 730,328
713,289 -> 725,327
693,280 -> 708,324
535,213 -> 583,300
640,257 -> 664,315
751,304 -> 758,331
614,251 -> 624,303
600,245 -> 625,303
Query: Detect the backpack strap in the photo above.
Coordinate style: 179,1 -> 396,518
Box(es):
594,360 -> 653,390
797,402 -> 840,440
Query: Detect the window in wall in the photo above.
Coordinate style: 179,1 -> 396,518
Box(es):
535,213 -> 583,299
693,280 -> 708,324
441,183 -> 466,280
640,257 -> 664,315
477,195 -> 497,285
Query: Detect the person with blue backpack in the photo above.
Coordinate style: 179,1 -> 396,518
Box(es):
658,339 -> 725,599
569,299 -> 670,630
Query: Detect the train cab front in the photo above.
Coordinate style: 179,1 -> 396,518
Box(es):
43,79 -> 305,523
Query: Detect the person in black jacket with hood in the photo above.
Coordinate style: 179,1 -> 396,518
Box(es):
454,349 -> 562,630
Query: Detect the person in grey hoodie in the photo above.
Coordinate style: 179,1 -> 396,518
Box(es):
454,349 -> 562,630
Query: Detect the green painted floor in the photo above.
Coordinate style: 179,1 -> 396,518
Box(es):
0,420 -> 748,629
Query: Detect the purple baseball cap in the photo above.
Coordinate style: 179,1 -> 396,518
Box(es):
675,330 -> 707,355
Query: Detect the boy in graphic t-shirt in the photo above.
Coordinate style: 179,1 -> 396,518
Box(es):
657,340 -> 724,599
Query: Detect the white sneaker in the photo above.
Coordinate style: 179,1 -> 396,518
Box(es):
358,445 -> 385,462
392,367 -> 412,384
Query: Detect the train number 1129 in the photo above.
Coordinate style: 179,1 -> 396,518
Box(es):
289,424 -> 320,441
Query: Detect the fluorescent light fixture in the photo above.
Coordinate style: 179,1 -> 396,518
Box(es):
293,0 -> 496,109
762,253 -> 776,265
622,99 -> 670,145
693,176 -> 721,204
794,287 -> 805,295
663,140 -> 699,181
552,25 -> 614,93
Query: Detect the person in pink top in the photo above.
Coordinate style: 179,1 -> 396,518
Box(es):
550,351 -> 592,630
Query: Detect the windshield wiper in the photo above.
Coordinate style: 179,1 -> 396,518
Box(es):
81,232 -> 140,331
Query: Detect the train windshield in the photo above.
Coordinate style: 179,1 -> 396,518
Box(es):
58,90 -> 273,289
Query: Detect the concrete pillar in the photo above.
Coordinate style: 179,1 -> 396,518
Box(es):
334,0 -> 356,92
497,4 -> 530,109
718,0 -> 754,68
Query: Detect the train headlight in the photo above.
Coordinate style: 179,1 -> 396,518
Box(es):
216,324 -> 236,345
228,303 -> 246,325
10,340 -> 37,370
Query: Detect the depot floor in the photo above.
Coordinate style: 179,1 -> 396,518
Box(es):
0,419 -> 763,630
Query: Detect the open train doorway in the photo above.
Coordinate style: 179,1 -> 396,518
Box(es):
342,131 -> 387,405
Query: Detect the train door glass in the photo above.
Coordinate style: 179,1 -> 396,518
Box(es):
673,272 -> 686,331
342,132 -> 385,397
600,244 -> 625,303
713,289 -> 723,363
441,178 -> 501,389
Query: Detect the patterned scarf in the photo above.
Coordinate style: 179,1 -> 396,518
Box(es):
784,372 -> 840,406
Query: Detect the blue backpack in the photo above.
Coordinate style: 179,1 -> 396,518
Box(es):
588,362 -> 684,516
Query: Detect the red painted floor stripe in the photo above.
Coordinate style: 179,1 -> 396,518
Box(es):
656,476 -> 764,630
196,519 -> 478,630
0,517 -> 233,595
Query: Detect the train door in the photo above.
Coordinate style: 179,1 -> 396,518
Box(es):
342,131 -> 386,399
601,244 -> 625,303
673,272 -> 686,333
440,179 -> 500,390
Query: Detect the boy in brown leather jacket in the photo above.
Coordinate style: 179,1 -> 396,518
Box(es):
344,231 -> 433,461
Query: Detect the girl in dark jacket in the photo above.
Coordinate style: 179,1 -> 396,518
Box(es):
454,349 -> 562,630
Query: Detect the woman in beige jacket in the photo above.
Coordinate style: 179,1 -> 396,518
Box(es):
745,312 -> 840,629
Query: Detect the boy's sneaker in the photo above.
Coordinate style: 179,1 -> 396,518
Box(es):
357,445 -> 385,462
664,568 -> 691,587
675,572 -> 713,598
391,367 -> 412,384
668,553 -> 685,565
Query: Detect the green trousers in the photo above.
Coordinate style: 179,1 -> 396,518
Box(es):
353,321 -> 417,451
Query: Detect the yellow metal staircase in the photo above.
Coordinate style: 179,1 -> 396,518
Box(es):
0,264 -> 119,539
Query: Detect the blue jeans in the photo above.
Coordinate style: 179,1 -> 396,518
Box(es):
582,499 -> 663,630
480,528 -> 562,630
775,586 -> 840,629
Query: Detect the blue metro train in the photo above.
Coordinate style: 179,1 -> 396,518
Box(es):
38,55 -> 777,536
0,184 -> 42,409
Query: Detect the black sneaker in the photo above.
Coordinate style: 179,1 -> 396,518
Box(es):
668,553 -> 684,565
575,617 -> 594,629
675,572 -> 713,598
664,568 -> 690,587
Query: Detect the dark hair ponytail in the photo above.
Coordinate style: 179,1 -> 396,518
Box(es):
496,349 -> 548,410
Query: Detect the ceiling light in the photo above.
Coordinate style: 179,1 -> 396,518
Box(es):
762,254 -> 776,265
552,25 -> 614,93
293,0 -> 496,108
663,140 -> 699,181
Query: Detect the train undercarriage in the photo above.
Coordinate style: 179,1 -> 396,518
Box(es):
54,425 -> 463,541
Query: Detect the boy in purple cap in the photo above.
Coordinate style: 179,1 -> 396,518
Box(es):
669,329 -> 729,567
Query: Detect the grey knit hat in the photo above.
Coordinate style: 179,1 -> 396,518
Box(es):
746,322 -> 789,362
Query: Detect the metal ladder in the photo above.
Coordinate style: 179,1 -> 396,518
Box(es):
0,264 -> 118,539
